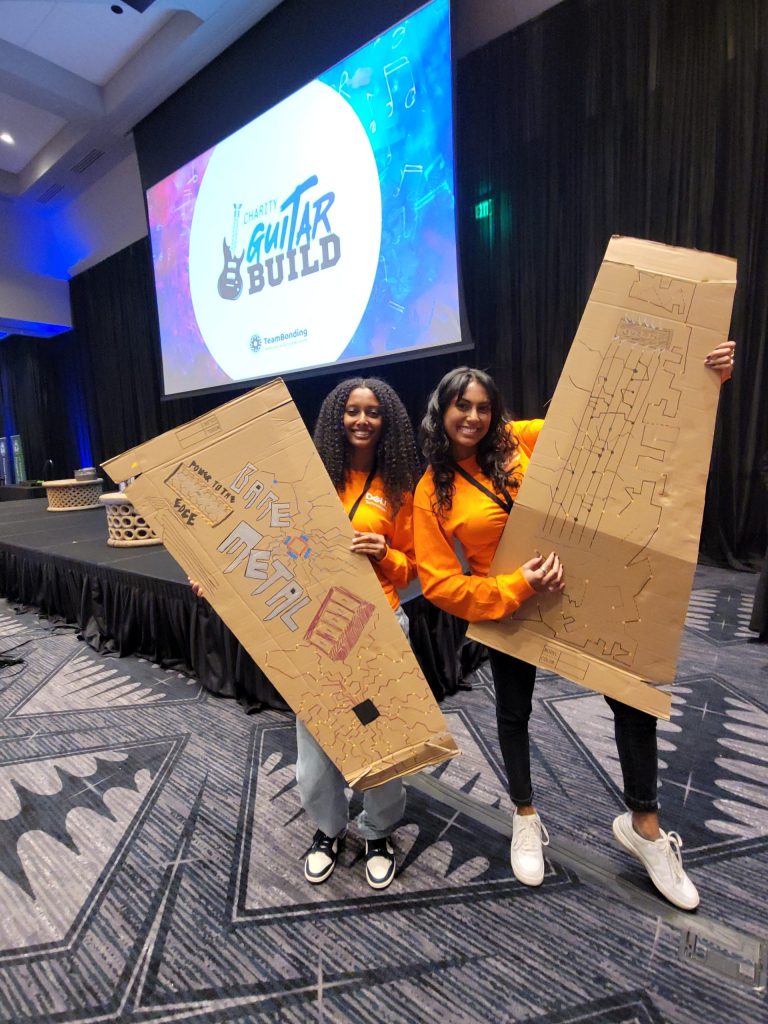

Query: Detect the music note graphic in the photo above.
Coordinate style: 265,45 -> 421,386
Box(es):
217,203 -> 244,301
414,180 -> 452,211
394,163 -> 423,198
384,56 -> 416,116
339,69 -> 352,99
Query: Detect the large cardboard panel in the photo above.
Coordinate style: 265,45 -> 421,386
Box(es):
103,379 -> 459,788
468,237 -> 737,719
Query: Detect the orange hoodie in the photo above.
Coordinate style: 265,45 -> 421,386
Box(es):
338,469 -> 416,610
413,420 -> 543,622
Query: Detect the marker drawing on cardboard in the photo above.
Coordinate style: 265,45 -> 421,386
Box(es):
469,237 -> 737,718
102,379 -> 459,788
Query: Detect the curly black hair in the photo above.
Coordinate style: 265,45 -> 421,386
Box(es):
419,366 -> 517,517
313,377 -> 420,514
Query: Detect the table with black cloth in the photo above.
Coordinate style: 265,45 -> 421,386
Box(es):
0,484 -> 46,501
0,497 -> 484,711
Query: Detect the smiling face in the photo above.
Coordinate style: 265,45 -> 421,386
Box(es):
443,378 -> 492,460
343,387 -> 383,460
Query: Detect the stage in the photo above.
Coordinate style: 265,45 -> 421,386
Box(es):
0,498 -> 479,708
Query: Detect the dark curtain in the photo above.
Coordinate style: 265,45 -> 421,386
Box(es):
749,452 -> 768,636
0,333 -> 79,481
457,0 -> 768,564
67,238 -> 225,471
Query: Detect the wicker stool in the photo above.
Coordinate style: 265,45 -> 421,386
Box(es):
100,492 -> 161,547
45,477 -> 104,512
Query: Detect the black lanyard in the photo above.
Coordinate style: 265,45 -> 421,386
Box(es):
452,461 -> 514,515
347,464 -> 378,523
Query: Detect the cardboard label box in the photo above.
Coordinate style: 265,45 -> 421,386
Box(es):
469,237 -> 737,718
103,379 -> 459,788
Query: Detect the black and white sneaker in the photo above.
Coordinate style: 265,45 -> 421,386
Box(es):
364,836 -> 396,890
304,829 -> 344,884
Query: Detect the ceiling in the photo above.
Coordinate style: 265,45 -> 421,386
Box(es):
0,0 -> 285,212
0,0 -> 561,214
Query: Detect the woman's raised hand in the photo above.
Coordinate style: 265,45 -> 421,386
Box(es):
522,551 -> 565,593
350,530 -> 388,562
704,339 -> 736,382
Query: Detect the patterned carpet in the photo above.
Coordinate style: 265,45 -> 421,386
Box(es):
0,563 -> 766,1023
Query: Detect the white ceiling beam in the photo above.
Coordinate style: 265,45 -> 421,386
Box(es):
0,38 -> 104,120
103,10 -> 203,123
17,123 -> 91,195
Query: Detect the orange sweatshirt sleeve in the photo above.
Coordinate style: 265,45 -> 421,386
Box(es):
375,492 -> 416,592
412,485 -> 534,623
514,419 -> 544,458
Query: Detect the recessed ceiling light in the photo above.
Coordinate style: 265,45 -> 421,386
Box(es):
0,133 -> 15,145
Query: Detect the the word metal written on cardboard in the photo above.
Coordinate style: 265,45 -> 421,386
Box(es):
103,379 -> 459,788
469,237 -> 737,718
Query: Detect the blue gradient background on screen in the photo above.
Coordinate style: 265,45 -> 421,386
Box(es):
318,0 -> 458,362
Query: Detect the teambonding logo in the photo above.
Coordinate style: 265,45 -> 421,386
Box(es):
189,80 -> 381,381
251,328 -> 309,354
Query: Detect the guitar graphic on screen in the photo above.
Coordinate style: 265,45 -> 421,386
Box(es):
217,202 -> 244,300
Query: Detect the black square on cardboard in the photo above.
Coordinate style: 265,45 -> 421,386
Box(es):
352,699 -> 380,725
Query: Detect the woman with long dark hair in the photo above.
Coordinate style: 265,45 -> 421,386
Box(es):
413,345 -> 734,909
297,376 -> 420,890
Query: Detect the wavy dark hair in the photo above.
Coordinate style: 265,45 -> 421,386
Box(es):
313,377 -> 419,513
419,366 -> 517,517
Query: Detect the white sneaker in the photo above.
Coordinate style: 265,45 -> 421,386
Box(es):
304,829 -> 345,884
612,812 -> 699,910
510,811 -> 549,886
364,836 -> 396,890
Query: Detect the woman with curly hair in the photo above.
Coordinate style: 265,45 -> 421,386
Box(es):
191,376 -> 419,889
413,351 -> 734,910
299,376 -> 420,890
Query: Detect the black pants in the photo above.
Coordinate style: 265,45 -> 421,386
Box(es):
489,648 -> 659,812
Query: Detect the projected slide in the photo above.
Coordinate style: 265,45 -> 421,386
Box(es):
146,0 -> 461,398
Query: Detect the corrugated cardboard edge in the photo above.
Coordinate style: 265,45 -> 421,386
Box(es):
606,235 -> 737,283
102,378 -> 292,485
347,734 -> 461,790
467,620 -> 672,719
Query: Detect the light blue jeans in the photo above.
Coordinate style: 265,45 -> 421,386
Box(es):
295,605 -> 409,840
